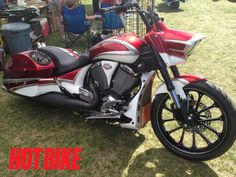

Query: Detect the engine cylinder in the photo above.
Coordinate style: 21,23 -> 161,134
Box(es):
112,65 -> 140,97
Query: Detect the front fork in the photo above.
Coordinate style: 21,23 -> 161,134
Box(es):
155,53 -> 189,123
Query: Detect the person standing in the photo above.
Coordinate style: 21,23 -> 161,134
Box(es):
49,0 -> 65,40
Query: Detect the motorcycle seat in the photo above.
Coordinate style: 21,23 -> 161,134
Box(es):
38,46 -> 90,76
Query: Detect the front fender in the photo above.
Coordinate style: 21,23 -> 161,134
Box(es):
155,75 -> 207,99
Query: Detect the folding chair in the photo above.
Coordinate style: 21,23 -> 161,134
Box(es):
100,4 -> 125,35
90,4 -> 125,45
62,5 -> 91,48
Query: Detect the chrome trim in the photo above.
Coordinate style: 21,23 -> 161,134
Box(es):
9,83 -> 58,91
57,78 -> 74,83
3,78 -> 55,84
39,78 -> 54,81
3,78 -> 41,83
170,90 -> 181,109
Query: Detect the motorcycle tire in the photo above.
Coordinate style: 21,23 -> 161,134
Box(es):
170,1 -> 180,10
151,81 -> 236,161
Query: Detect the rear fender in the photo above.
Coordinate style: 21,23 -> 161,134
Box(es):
155,75 -> 207,99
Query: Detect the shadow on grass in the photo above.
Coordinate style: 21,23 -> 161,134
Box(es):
4,97 -> 219,176
0,96 -> 220,176
1,97 -> 146,175
213,0 -> 236,2
156,3 -> 184,13
126,148 -> 218,177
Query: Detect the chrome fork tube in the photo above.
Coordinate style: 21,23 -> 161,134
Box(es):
170,90 -> 181,109
153,51 -> 188,122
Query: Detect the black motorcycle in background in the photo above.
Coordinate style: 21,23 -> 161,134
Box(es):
165,0 -> 185,9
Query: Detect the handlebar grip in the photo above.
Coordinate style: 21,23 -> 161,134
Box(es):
100,3 -> 135,13
100,6 -> 119,13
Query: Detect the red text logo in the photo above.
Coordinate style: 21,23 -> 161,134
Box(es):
8,147 -> 82,170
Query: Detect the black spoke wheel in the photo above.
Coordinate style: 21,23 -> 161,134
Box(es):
151,81 -> 236,161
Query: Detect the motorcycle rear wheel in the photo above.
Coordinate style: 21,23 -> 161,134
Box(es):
151,81 -> 236,161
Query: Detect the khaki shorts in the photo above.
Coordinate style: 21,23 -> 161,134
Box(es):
49,3 -> 60,16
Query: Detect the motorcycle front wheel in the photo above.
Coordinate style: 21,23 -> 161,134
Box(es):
151,81 -> 236,161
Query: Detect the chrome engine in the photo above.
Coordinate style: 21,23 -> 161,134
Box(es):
90,61 -> 141,113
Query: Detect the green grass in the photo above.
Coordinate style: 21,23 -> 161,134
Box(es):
1,0 -> 236,176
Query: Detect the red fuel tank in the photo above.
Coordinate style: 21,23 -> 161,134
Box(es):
89,33 -> 145,64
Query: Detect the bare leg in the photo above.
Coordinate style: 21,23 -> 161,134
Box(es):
56,16 -> 64,39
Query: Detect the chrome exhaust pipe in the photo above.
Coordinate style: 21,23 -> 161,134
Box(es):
36,79 -> 99,110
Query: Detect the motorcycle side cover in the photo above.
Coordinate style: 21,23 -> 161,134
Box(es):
2,51 -> 58,96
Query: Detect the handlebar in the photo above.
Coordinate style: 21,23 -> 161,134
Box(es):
100,6 -> 118,13
100,2 -> 136,13
100,2 -> 163,32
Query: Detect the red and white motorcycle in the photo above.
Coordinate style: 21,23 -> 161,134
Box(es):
1,3 -> 236,161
